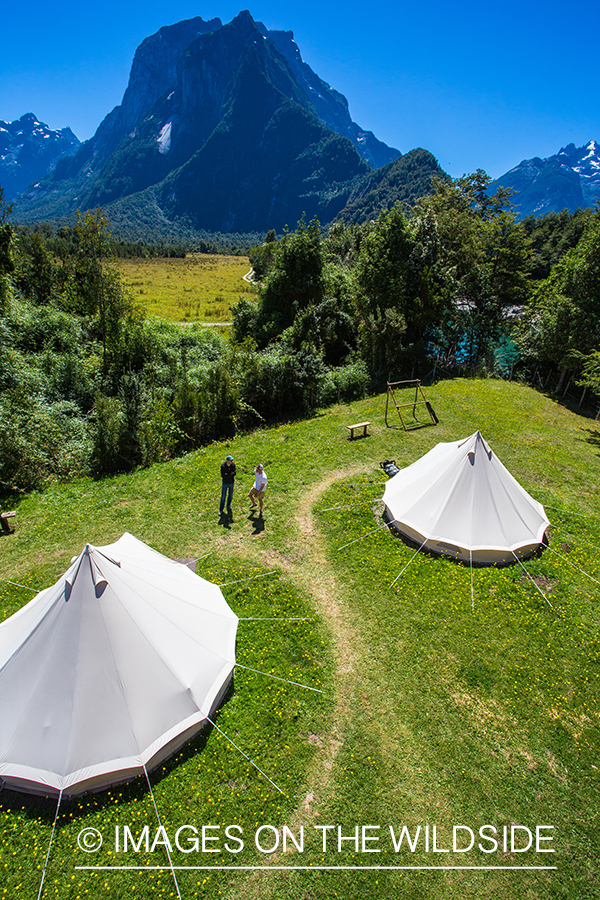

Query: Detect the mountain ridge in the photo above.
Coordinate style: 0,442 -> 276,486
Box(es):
494,140 -> 600,218
10,11 -> 445,236
0,114 -> 80,201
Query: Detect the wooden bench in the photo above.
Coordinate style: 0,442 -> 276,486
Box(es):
0,511 -> 16,535
347,421 -> 371,440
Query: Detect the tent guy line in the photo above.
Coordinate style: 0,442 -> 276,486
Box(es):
206,717 -> 284,795
36,789 -> 63,900
239,616 -> 313,621
389,538 -> 429,588
143,764 -> 183,900
511,552 -> 553,608
470,551 -> 475,612
543,544 -> 600,587
336,522 -> 390,551
236,662 -> 325,693
547,526 -> 600,557
539,504 -> 595,519
320,498 -> 383,511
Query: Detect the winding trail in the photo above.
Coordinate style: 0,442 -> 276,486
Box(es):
230,466 -> 368,899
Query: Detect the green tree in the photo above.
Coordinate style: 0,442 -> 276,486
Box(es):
522,208 -> 591,280
248,228 -> 278,280
415,173 -> 531,368
0,186 -> 14,311
353,204 -> 440,380
90,393 -> 123,477
254,216 -> 325,345
518,211 -> 600,386
282,297 -> 356,365
14,229 -> 58,305
63,210 -> 135,385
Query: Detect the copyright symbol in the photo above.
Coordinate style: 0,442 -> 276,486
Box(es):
77,827 -> 103,853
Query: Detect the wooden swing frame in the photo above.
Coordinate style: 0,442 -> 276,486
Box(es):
385,379 -> 438,431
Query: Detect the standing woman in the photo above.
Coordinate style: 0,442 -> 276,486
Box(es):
249,463 -> 267,514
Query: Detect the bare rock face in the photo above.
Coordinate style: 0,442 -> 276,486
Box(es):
0,114 -> 80,200
92,16 -> 223,160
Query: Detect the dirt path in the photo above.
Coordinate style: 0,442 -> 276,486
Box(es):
230,466 -> 368,899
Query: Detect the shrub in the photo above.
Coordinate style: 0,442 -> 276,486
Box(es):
0,391 -> 91,491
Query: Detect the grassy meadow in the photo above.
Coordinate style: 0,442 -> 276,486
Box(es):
117,254 -> 255,322
0,378 -> 599,899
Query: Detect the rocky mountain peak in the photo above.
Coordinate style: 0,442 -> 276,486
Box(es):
494,140 -> 600,218
11,12 -> 433,235
0,114 -> 80,200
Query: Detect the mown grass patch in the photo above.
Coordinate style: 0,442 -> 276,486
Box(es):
0,559 -> 332,899
117,254 -> 255,322
310,472 -> 600,898
0,378 -> 599,898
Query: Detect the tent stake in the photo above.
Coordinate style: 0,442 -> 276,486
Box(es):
511,552 -> 553,609
37,789 -> 63,900
236,662 -> 325,693
389,539 -> 428,588
207,717 -> 284,795
7,580 -> 40,593
143,765 -> 183,900
544,545 -> 600,587
337,522 -> 389,552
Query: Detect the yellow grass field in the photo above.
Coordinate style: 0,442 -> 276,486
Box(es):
117,253 -> 255,322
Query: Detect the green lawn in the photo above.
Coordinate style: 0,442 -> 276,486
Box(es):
117,254 -> 255,322
0,378 -> 599,899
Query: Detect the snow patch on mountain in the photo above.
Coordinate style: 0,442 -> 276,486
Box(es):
157,122 -> 172,154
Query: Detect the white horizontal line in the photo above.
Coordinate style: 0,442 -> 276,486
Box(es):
75,865 -> 557,871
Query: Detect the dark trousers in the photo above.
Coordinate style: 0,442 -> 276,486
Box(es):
220,482 -> 234,513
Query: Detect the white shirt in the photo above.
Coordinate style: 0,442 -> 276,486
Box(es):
254,469 -> 267,491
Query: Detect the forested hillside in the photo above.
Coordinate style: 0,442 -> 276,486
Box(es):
1,171 -> 598,499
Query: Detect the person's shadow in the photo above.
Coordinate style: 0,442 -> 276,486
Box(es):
219,510 -> 233,529
249,511 -> 264,535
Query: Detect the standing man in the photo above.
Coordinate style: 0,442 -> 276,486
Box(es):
220,455 -> 236,516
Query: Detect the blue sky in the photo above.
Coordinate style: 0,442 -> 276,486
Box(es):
2,0 -> 597,178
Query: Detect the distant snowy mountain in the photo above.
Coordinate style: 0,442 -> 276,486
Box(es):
0,114 -> 80,201
494,140 -> 600,218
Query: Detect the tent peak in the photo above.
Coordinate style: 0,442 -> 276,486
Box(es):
66,543 -> 120,600
458,430 -> 491,462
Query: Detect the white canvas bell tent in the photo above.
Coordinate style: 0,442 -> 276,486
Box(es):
382,431 -> 550,565
0,532 -> 238,796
